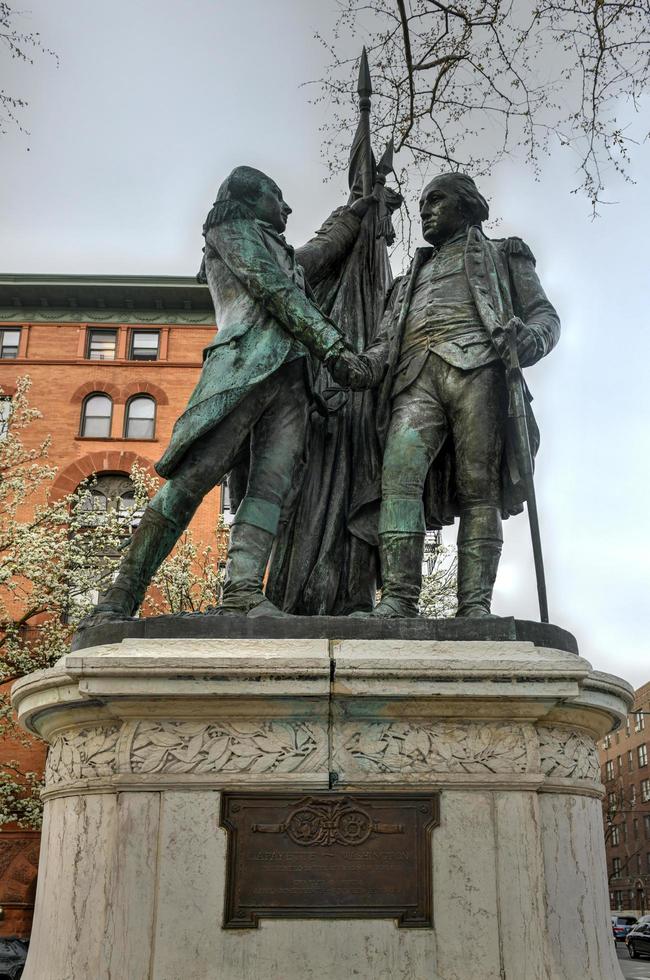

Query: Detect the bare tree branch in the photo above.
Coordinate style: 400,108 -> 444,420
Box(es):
310,0 -> 650,231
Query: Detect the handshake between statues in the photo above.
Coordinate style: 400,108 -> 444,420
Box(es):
77,162 -> 559,630
325,344 -> 385,391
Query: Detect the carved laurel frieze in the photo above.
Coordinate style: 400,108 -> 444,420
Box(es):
538,726 -> 601,781
128,720 -> 326,776
45,725 -> 120,785
338,721 -> 532,776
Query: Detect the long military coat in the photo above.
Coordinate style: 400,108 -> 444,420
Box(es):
155,211 -> 360,478
353,226 -> 561,534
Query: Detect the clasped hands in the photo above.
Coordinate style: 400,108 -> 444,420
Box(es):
324,342 -> 383,391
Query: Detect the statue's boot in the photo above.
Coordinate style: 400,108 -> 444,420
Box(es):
219,497 -> 289,618
455,505 -> 503,618
353,497 -> 425,619
76,505 -> 182,628
365,531 -> 425,618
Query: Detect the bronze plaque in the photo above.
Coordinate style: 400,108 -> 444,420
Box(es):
220,791 -> 439,928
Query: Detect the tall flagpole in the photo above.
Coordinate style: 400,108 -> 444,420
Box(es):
357,47 -> 373,196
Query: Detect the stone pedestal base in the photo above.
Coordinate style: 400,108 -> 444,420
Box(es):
12,623 -> 632,980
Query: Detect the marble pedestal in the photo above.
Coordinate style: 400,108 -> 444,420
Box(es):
12,621 -> 632,980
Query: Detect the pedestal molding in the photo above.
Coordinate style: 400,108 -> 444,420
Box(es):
12,631 -> 633,980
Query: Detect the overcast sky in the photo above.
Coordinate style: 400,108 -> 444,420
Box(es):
2,1 -> 649,687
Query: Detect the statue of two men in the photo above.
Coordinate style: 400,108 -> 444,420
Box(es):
81,165 -> 559,628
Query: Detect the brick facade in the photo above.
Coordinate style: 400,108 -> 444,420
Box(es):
598,680 -> 650,915
0,275 -> 228,938
0,275 -> 228,555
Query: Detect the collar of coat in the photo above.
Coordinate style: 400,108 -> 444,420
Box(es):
257,220 -> 295,257
406,225 -> 535,280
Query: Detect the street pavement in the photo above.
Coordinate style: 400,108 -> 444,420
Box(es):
618,944 -> 650,979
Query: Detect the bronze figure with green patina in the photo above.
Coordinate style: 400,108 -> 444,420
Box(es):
356,172 -> 560,619
80,166 -> 380,625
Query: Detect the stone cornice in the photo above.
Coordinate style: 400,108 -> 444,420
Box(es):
0,273 -> 214,323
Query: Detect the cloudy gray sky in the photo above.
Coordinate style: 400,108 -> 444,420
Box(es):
2,0 -> 649,686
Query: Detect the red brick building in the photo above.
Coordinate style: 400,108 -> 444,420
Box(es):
0,273 -> 229,539
0,274 -> 229,939
599,681 -> 650,915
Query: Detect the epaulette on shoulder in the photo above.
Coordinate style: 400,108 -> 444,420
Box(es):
504,236 -> 536,265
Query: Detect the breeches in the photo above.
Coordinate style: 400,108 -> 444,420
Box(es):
382,353 -> 506,509
151,359 -> 310,531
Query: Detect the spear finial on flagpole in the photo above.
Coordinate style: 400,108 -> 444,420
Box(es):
357,47 -> 373,196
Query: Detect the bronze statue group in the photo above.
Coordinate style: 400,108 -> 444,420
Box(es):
80,162 -> 559,630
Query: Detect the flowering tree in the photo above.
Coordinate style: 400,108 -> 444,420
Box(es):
419,537 -> 457,618
0,377 -> 225,827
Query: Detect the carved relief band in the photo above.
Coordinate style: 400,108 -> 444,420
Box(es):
220,792 -> 439,928
335,721 -> 535,778
538,725 -> 601,781
45,725 -> 120,786
43,719 -> 601,789
44,720 -> 327,787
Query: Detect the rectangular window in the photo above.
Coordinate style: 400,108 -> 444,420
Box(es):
604,735 -> 611,749
87,329 -> 117,360
611,825 -> 620,846
129,330 -> 160,361
647,853 -> 650,872
613,890 -> 623,909
617,755 -> 623,772
644,815 -> 650,838
633,818 -> 639,839
639,744 -> 648,767
622,820 -> 628,842
641,779 -> 650,802
630,785 -> 637,806
606,760 -> 615,781
612,857 -> 622,876
0,328 -> 20,359
626,719 -> 631,737
628,749 -> 634,771
635,711 -> 646,732
608,791 -> 618,812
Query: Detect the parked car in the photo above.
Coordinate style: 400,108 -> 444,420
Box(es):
627,922 -> 650,959
612,914 -> 638,941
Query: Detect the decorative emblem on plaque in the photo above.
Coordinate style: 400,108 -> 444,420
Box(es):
253,798 -> 403,847
220,792 -> 439,928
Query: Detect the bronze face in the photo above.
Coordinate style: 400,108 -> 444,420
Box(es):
419,179 -> 465,245
252,181 -> 292,233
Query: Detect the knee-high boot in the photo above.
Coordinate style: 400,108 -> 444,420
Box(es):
220,496 -> 288,618
79,504 -> 182,626
455,504 -> 503,618
363,497 -> 425,618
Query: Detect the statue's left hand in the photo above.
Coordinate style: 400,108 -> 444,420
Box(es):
348,193 -> 378,219
497,317 -> 538,367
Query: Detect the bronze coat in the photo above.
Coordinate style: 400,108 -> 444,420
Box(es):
155,211 -> 360,479
357,226 -> 560,533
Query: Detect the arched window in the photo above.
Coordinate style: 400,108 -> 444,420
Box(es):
80,393 -> 112,438
124,395 -> 156,439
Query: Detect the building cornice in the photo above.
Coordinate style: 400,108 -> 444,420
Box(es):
0,274 -> 214,324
